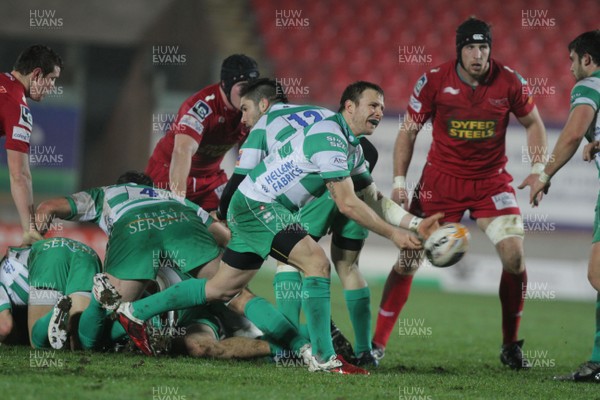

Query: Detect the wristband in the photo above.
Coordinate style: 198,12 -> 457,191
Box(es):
538,171 -> 550,184
408,216 -> 423,233
393,176 -> 407,190
531,163 -> 545,175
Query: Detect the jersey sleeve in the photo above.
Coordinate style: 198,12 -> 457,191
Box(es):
507,68 -> 535,117
406,72 -> 435,125
570,79 -> 600,112
304,128 -> 350,180
350,145 -> 373,188
173,98 -> 214,145
65,187 -> 105,224
1,102 -> 32,153
234,127 -> 267,174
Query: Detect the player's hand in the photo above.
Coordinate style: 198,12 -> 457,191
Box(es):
583,141 -> 600,162
391,229 -> 422,250
21,230 -> 43,246
416,212 -> 444,240
517,174 -> 549,207
391,187 -> 409,209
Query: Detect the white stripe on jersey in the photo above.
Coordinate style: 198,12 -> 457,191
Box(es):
71,191 -> 99,221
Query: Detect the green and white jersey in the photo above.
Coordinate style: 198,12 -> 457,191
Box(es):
238,113 -> 371,211
65,183 -> 213,236
234,103 -> 334,175
0,247 -> 31,309
572,70 -> 600,173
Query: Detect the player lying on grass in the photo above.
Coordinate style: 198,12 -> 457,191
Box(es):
217,78 -> 442,367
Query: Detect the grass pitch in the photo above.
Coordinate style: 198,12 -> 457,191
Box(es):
0,267 -> 598,400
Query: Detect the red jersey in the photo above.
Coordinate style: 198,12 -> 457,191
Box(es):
0,73 -> 32,154
147,83 -> 247,177
407,59 -> 534,179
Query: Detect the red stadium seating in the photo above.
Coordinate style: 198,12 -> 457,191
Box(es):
253,0 -> 598,123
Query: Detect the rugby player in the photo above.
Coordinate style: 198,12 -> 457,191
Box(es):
373,17 -> 548,369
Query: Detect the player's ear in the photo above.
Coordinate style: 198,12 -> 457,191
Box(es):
259,98 -> 269,113
344,99 -> 355,114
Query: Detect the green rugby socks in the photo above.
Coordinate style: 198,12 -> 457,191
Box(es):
78,296 -> 108,350
131,278 -> 206,321
344,287 -> 372,354
591,292 -> 600,362
245,296 -> 307,353
273,271 -> 303,329
303,276 -> 335,361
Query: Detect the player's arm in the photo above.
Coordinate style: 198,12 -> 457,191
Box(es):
35,197 -> 72,235
0,308 -> 14,343
356,180 -> 442,239
7,149 -> 41,244
326,177 -> 421,249
518,106 -> 548,166
519,105 -> 596,205
392,113 -> 421,208
217,173 -> 245,220
170,134 -> 199,199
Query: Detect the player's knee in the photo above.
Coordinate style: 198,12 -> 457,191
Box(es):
587,271 -> 600,292
485,215 -> 524,245
308,255 -> 330,277
394,250 -> 422,275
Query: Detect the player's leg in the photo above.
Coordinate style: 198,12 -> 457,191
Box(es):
329,217 -> 374,365
555,215 -> 600,381
272,262 -> 303,329
373,166 -> 462,360
588,242 -> 600,365
372,249 -> 421,358
477,214 -> 529,369
27,290 -> 56,348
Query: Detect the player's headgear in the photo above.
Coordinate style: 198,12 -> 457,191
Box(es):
220,54 -> 260,104
456,17 -> 492,67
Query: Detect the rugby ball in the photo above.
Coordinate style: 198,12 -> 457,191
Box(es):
424,223 -> 470,268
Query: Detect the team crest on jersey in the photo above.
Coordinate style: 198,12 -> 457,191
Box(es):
488,98 -> 509,107
409,95 -> 422,113
442,86 -> 460,95
191,100 -> 212,121
413,74 -> 427,96
448,119 -> 496,140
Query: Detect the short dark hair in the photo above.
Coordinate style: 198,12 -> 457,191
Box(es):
240,78 -> 288,105
116,171 -> 154,186
338,81 -> 384,112
569,30 -> 600,66
13,45 -> 63,76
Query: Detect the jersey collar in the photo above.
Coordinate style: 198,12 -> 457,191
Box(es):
334,113 -> 360,146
